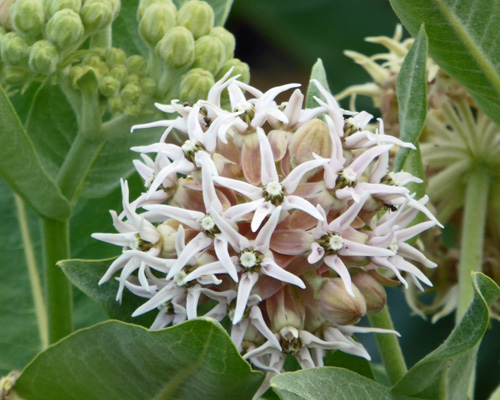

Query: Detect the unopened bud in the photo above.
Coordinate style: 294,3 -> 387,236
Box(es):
69,64 -> 84,87
124,102 -> 142,116
192,35 -> 225,75
108,94 -> 123,112
28,39 -> 59,74
99,75 -> 120,96
317,278 -> 367,325
136,0 -> 175,21
210,27 -> 235,59
125,73 -> 140,85
351,271 -> 387,314
105,47 -> 126,68
177,0 -> 213,40
46,9 -> 84,49
216,58 -> 250,84
109,64 -> 127,83
11,0 -> 45,38
155,26 -> 194,69
80,0 -> 113,33
126,54 -> 146,75
121,82 -> 140,103
46,0 -> 81,17
140,77 -> 156,96
2,65 -> 30,85
179,68 -> 213,104
157,221 -> 180,258
139,3 -> 175,47
289,118 -> 332,165
267,287 -> 305,333
0,32 -> 29,65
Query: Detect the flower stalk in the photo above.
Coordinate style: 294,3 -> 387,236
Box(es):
42,217 -> 71,344
456,167 -> 490,322
368,305 -> 407,384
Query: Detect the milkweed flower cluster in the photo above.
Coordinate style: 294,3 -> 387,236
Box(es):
338,25 -> 500,321
92,70 -> 439,377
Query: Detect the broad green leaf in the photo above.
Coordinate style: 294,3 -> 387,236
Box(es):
391,273 -> 500,400
25,82 -> 77,179
394,26 -> 427,173
59,257 -> 154,327
23,79 -> 161,198
305,58 -> 331,109
389,0 -> 500,127
0,179 -> 45,376
324,351 -> 375,380
271,367 -> 411,400
112,0 -> 147,57
207,0 -> 234,26
0,175 -> 148,375
14,319 -> 264,400
0,86 -> 70,221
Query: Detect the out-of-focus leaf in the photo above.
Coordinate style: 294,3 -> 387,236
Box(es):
389,0 -> 500,127
0,87 -> 71,221
14,319 -> 264,400
112,0 -> 147,56
60,257 -> 154,327
324,351 -> 375,380
0,179 -> 44,376
305,58 -> 331,109
271,367 -> 408,400
392,273 -> 500,400
394,25 -> 427,172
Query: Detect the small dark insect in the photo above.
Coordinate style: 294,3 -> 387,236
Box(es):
384,203 -> 398,212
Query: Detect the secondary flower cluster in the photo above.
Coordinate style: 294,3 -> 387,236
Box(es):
338,25 -> 500,321
93,70 -> 439,378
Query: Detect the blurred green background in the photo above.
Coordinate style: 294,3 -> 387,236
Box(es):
225,1 -> 500,399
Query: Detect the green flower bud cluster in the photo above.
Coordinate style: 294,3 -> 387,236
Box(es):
137,0 -> 249,103
0,0 -> 120,86
69,49 -> 156,116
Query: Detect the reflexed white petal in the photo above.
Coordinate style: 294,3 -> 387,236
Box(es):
233,272 -> 259,324
210,208 -> 248,251
324,255 -> 354,296
186,286 -> 203,319
223,199 -> 264,222
283,196 -> 324,221
282,156 -> 329,194
255,206 -> 282,253
213,175 -> 263,200
143,204 -> 203,230
167,233 -> 213,279
261,258 -> 305,289
249,306 -> 281,350
308,242 -> 325,264
340,239 -> 394,257
214,237 -> 239,281
257,127 -> 279,185
251,201 -> 274,232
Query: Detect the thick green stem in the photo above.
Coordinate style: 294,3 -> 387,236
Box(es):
368,305 -> 407,384
42,218 -> 72,343
15,195 -> 49,349
90,26 -> 112,49
456,167 -> 490,322
57,134 -> 105,201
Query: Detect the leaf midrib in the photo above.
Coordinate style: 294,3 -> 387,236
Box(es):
434,0 -> 500,95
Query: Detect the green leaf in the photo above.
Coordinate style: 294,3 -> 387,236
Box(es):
0,86 -> 71,221
305,58 -> 331,109
391,273 -> 500,400
14,319 -> 264,400
59,257 -> 154,327
112,0 -> 148,57
24,82 -> 77,179
388,0 -> 500,127
206,0 -> 234,26
0,179 -> 45,376
394,25 -> 428,173
271,367 -> 411,400
324,351 -> 375,380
